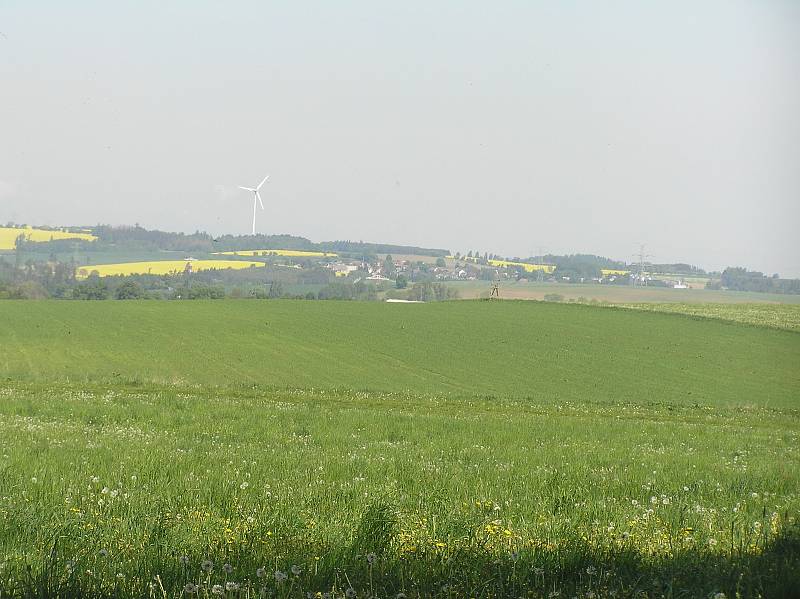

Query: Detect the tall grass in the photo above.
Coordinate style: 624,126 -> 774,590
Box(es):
0,383 -> 797,597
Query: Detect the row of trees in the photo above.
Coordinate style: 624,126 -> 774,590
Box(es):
707,267 -> 800,294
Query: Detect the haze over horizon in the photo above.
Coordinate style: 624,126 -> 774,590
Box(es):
1,1 -> 798,276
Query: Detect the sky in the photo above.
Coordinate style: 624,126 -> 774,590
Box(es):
1,1 -> 798,275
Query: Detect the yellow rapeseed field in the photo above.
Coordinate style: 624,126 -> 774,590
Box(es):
487,259 -> 556,274
76,260 -> 265,278
0,226 -> 97,250
601,269 -> 630,276
214,249 -> 337,258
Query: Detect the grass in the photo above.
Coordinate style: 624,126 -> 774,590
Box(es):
0,300 -> 798,597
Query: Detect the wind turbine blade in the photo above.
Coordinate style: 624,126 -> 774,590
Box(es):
256,191 -> 265,210
256,175 -> 270,190
252,197 -> 257,235
239,186 -> 255,191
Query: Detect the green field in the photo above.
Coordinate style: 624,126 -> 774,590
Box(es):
0,301 -> 798,598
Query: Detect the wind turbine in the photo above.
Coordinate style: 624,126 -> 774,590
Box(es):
238,175 -> 269,235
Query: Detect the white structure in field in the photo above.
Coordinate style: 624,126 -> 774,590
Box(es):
238,174 -> 270,235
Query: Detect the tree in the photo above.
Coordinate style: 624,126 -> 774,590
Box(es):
395,275 -> 408,289
115,280 -> 145,300
435,257 -> 446,268
72,275 -> 109,300
383,255 -> 396,278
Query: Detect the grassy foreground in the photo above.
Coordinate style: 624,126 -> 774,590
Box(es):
0,301 -> 798,597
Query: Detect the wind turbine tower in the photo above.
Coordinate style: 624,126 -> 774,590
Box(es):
238,175 -> 270,235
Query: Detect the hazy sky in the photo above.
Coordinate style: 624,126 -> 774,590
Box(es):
1,1 -> 798,275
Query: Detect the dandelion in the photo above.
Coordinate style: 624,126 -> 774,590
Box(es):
180,556 -> 190,566
225,582 -> 240,591
223,563 -> 233,574
683,486 -> 689,492
91,476 -> 100,484
346,588 -> 356,598
713,594 -> 726,599
30,477 -> 38,484
211,585 -> 224,595
291,564 -> 302,576
184,583 -> 198,595
586,565 -> 597,576
274,570 -> 287,583
99,549 -> 109,557
240,482 -> 249,490
366,552 -> 377,565
256,567 -> 266,578
201,559 -> 214,572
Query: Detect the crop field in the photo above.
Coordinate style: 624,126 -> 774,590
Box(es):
622,303 -> 800,332
0,226 -> 97,250
449,280 -> 800,305
214,250 -> 338,258
0,301 -> 798,598
75,260 -> 266,279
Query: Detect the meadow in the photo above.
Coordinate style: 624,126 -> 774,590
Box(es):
0,301 -> 798,597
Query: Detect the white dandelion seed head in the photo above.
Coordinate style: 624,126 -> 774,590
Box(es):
201,559 -> 214,572
291,564 -> 302,575
99,549 -> 108,557
240,482 -> 249,490
211,584 -> 224,595
366,552 -> 377,564
256,567 -> 266,578
225,582 -> 239,591
346,588 -> 357,598
223,563 -> 233,574
586,565 -> 597,575
184,583 -> 198,595
274,570 -> 287,582
179,556 -> 189,566
91,476 -> 100,484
